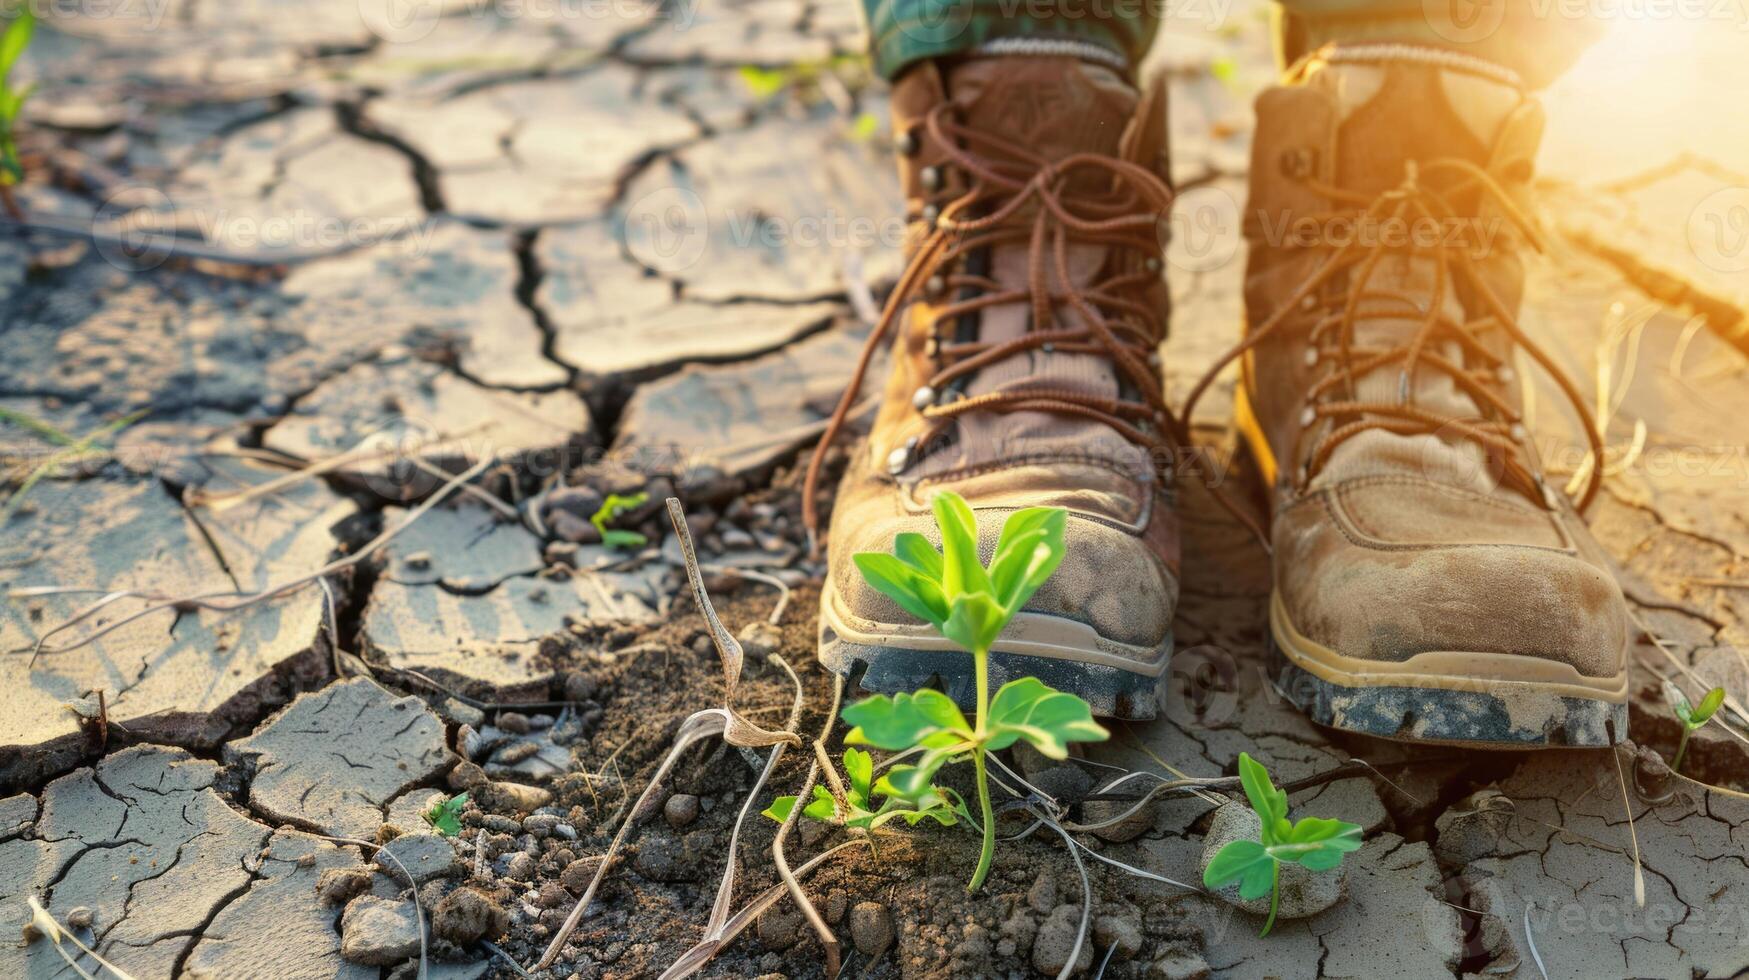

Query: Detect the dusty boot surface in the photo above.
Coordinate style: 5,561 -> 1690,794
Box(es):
808,55 -> 1181,719
1222,46 -> 1630,747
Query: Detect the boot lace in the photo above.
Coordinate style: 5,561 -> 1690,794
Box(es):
802,100 -> 1188,546
1183,156 -> 1606,514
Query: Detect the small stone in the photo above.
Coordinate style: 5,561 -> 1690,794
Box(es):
1027,871 -> 1058,913
1199,802 -> 1345,920
340,896 -> 422,966
437,698 -> 485,728
560,855 -> 608,894
533,882 -> 570,909
848,902 -> 894,955
485,781 -> 552,812
375,833 -> 459,886
448,760 -> 489,791
1094,913 -> 1144,960
664,793 -> 701,829
317,867 -> 374,905
505,852 -> 537,881
1149,940 -> 1211,980
690,635 -> 715,657
546,486 -> 605,520
432,886 -> 508,945
522,814 -> 562,838
1032,904 -> 1094,976
756,906 -> 802,950
497,712 -> 531,734
1028,764 -> 1094,805
825,888 -> 848,924
563,672 -> 598,702
736,621 -> 782,658
66,907 -> 93,930
549,511 -> 603,544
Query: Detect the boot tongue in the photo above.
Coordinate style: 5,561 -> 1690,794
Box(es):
945,56 -> 1137,166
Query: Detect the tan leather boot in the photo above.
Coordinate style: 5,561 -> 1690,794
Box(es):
805,55 -> 1181,719
1205,45 -> 1630,746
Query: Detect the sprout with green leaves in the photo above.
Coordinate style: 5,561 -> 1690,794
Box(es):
1202,752 -> 1362,936
592,491 -> 649,549
764,747 -> 969,831
1665,683 -> 1727,774
827,491 -> 1109,892
422,792 -> 468,836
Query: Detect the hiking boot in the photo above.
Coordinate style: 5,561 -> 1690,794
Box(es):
1211,45 -> 1630,746
805,55 -> 1180,719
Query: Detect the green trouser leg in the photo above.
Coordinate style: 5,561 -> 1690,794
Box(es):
862,0 -> 1602,90
1272,1 -> 1605,89
863,0 -> 1160,80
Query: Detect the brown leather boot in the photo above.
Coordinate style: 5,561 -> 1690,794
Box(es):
1199,45 -> 1630,746
805,55 -> 1181,719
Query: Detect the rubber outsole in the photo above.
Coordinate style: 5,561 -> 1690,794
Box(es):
1268,605 -> 1629,749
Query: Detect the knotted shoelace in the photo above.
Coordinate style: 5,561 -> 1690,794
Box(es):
802,100 -> 1190,549
1182,156 -> 1606,515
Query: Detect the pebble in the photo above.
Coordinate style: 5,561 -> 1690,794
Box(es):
533,882 -> 570,909
1094,913 -> 1145,960
1149,941 -> 1212,980
505,852 -> 537,881
437,698 -> 485,729
486,781 -> 553,812
432,886 -> 509,946
664,793 -> 701,829
825,888 -> 848,924
736,621 -> 782,658
848,902 -> 894,955
478,814 -> 521,834
1032,904 -> 1094,976
522,814 -> 562,838
375,833 -> 459,886
546,486 -> 605,520
563,672 -> 598,702
560,855 -> 609,894
316,867 -> 374,905
550,512 -> 603,544
497,712 -> 531,734
1027,871 -> 1058,913
66,907 -> 93,930
340,897 -> 422,966
1083,796 -> 1156,843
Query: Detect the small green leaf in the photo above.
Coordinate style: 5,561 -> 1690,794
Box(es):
1275,817 -> 1363,871
988,507 -> 1066,612
0,12 -> 35,83
1238,753 -> 1289,847
1692,687 -> 1727,726
983,677 -> 1109,758
600,528 -> 648,549
763,796 -> 798,823
893,532 -> 945,579
931,491 -> 990,600
842,689 -> 972,750
422,792 -> 468,836
854,552 -> 950,626
873,739 -> 964,803
1203,839 -> 1276,900
844,747 -> 873,807
941,591 -> 1008,654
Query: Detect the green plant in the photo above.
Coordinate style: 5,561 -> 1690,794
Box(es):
0,10 -> 35,220
1666,684 -> 1726,774
765,747 -> 969,831
830,491 -> 1110,892
422,792 -> 468,836
1202,752 -> 1362,937
592,491 -> 649,549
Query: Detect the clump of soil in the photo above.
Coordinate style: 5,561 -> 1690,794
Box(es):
449,584 -> 1163,979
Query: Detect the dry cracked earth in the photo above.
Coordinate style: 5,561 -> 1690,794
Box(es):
1,3 -> 1747,978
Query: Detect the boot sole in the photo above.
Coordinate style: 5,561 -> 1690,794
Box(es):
817,572 -> 1172,720
1268,592 -> 1629,748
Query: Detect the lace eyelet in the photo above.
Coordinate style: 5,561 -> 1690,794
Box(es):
919,166 -> 942,192
912,386 -> 936,410
924,274 -> 947,299
1299,405 -> 1317,428
896,129 -> 919,156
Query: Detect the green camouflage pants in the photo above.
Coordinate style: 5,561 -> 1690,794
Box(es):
863,0 -> 1603,88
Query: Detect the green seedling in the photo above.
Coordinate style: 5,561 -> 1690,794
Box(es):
422,792 -> 468,836
841,491 -> 1109,892
764,747 -> 969,831
1666,683 -> 1726,774
592,491 -> 649,549
0,10 -> 35,219
1202,752 -> 1362,937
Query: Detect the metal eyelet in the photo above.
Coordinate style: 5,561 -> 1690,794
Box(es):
1303,347 -> 1319,367
919,166 -> 942,192
1144,256 -> 1162,273
912,386 -> 936,410
921,203 -> 940,228
924,274 -> 946,299
886,436 -> 918,475
895,129 -> 918,156
1299,405 -> 1317,427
